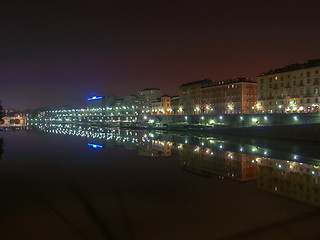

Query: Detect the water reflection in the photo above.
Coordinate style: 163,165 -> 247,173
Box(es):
257,158 -> 320,207
30,123 -> 320,207
0,138 -> 3,160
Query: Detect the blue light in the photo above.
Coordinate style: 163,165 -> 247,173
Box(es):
88,143 -> 103,149
88,95 -> 103,101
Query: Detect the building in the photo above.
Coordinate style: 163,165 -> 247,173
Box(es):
137,88 -> 161,114
170,96 -> 179,115
179,79 -> 212,114
87,95 -> 105,109
151,95 -> 172,115
105,95 -> 116,107
123,95 -> 138,108
257,59 -> 320,113
201,78 -> 257,114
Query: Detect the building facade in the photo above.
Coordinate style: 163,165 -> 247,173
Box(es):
87,95 -> 105,109
201,78 -> 257,114
179,79 -> 212,114
170,96 -> 179,115
137,88 -> 161,114
123,95 -> 138,108
151,95 -> 172,115
257,59 -> 320,113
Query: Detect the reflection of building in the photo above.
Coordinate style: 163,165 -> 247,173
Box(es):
257,59 -> 320,113
138,145 -> 160,157
87,95 -> 105,109
179,145 -> 258,181
201,78 -> 257,114
179,79 -> 212,115
257,158 -> 320,207
152,140 -> 172,157
137,88 -> 161,113
151,95 -> 173,115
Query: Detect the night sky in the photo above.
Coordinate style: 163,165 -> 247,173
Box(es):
1,0 -> 320,110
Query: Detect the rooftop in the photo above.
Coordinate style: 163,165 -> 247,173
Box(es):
259,58 -> 320,76
203,78 -> 256,88
139,88 -> 160,92
180,79 -> 213,88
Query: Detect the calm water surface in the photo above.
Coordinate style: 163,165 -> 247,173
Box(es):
0,125 -> 320,240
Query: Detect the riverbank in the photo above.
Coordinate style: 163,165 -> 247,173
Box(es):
204,123 -> 320,142
120,123 -> 320,142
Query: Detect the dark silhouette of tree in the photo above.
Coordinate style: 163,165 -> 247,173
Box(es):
0,138 -> 3,160
0,101 -> 4,124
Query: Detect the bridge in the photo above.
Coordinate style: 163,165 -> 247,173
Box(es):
0,116 -> 27,128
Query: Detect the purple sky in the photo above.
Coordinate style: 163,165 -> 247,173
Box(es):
1,0 -> 320,110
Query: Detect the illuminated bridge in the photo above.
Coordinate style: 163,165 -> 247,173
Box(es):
1,116 -> 27,127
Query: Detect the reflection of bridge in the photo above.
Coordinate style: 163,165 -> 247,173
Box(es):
0,116 -> 27,127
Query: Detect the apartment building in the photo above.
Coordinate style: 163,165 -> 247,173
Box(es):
257,59 -> 320,113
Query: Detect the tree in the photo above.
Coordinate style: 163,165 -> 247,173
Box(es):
0,101 -> 3,124
0,138 -> 3,160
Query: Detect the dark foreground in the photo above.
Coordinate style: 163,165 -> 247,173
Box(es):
0,128 -> 319,240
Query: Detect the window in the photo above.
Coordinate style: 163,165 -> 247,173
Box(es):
307,79 -> 311,84
306,88 -> 311,95
300,88 -> 304,95
315,87 -> 319,95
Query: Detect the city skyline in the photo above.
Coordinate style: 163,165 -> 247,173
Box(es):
1,0 -> 320,109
